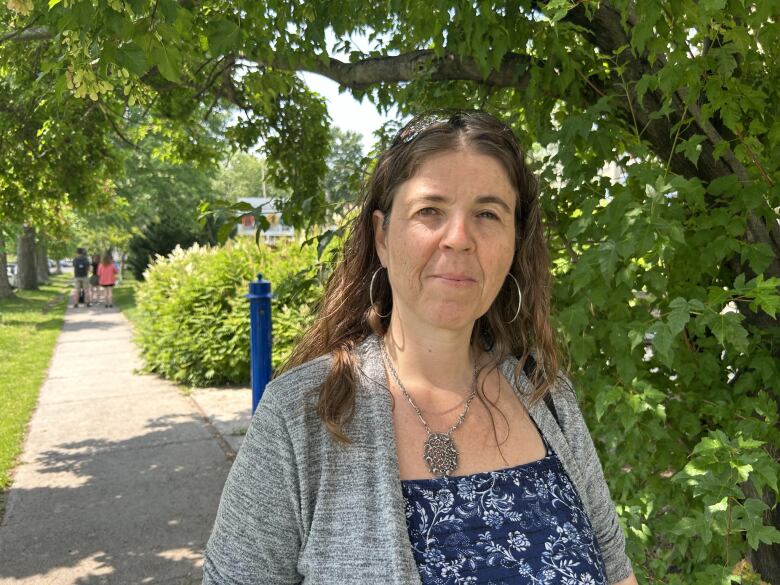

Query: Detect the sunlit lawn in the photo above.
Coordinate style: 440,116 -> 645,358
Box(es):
0,274 -> 70,513
112,274 -> 143,331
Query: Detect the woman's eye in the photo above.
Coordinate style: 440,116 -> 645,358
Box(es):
417,207 -> 438,216
478,210 -> 499,220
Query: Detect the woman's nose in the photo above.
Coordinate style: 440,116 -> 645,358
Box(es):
440,215 -> 474,251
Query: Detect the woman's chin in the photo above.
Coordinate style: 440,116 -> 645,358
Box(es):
422,309 -> 479,331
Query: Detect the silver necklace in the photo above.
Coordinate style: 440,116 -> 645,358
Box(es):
380,339 -> 478,478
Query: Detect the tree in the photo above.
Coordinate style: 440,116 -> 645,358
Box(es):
2,1 -> 779,580
213,151 -> 285,202
54,111 -> 230,274
34,231 -> 49,285
15,225 -> 37,290
0,17 -> 121,293
0,232 -> 13,297
324,127 -> 366,207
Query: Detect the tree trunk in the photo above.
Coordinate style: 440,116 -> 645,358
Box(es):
35,230 -> 49,285
0,235 -> 13,299
743,475 -> 780,583
16,225 -> 38,291
54,258 -> 62,274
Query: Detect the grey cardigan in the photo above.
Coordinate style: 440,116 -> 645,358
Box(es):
203,334 -> 634,584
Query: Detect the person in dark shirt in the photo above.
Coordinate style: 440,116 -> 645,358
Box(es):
71,247 -> 92,308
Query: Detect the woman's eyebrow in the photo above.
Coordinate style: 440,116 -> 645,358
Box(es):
411,194 -> 512,213
475,195 -> 513,213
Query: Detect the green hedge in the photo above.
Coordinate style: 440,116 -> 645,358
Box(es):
135,238 -> 321,386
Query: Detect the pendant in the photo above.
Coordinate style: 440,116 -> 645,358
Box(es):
424,433 -> 459,477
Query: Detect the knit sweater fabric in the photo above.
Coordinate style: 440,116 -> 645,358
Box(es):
203,334 -> 634,584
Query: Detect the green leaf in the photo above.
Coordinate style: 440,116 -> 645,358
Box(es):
116,43 -> 148,76
707,496 -> 729,513
206,19 -> 241,55
691,435 -> 725,455
707,174 -> 740,196
700,0 -> 727,12
217,220 -> 234,244
150,42 -> 181,82
749,525 -> 780,550
711,312 -> 750,353
650,323 -> 674,367
667,297 -> 692,336
741,242 -> 775,274
675,134 -> 707,167
594,385 -> 623,421
628,329 -> 644,352
635,74 -> 658,102
597,240 -> 618,282
159,0 -> 179,22
712,139 -> 731,161
230,201 -> 255,213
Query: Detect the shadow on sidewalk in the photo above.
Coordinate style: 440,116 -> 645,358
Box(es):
0,410 -> 243,584
60,320 -> 127,334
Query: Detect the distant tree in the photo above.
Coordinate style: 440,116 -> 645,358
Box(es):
15,225 -> 37,290
213,152 -> 281,202
0,232 -> 12,297
324,127 -> 366,209
126,210 -> 215,280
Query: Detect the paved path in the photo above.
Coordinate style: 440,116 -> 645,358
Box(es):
0,304 -> 252,585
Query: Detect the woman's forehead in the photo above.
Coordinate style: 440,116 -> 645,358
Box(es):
397,151 -> 517,205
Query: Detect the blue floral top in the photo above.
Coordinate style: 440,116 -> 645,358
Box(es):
400,428 -> 608,585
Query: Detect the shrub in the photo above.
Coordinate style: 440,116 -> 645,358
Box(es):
135,237 -> 321,386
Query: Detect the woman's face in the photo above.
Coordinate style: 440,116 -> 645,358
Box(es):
373,148 -> 517,334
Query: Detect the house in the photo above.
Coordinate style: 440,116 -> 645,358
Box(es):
236,197 -> 295,242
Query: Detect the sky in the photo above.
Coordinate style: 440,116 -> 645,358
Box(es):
299,70 -> 395,155
297,29 -> 398,155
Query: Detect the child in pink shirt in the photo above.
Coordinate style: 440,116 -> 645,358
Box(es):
97,252 -> 118,308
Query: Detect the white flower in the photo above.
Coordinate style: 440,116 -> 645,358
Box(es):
423,548 -> 445,565
508,531 -> 531,551
517,560 -> 532,576
457,480 -> 476,501
483,510 -> 504,529
437,489 -> 454,508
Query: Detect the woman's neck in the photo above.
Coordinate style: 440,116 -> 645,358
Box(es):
382,318 -> 481,397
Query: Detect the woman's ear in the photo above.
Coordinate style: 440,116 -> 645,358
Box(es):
372,210 -> 388,266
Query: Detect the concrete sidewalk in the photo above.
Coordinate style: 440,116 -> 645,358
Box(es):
0,303 -> 253,585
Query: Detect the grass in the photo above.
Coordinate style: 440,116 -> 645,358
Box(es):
0,274 -> 70,514
112,274 -> 143,331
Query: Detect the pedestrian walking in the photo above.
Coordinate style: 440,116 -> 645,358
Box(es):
97,251 -> 118,308
71,247 -> 91,308
89,253 -> 101,304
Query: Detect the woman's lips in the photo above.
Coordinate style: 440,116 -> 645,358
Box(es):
431,274 -> 477,286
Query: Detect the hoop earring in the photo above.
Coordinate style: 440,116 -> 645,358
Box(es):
505,273 -> 522,324
370,267 -> 391,318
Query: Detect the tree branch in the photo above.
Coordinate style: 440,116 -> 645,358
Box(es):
265,50 -> 535,92
0,26 -> 53,44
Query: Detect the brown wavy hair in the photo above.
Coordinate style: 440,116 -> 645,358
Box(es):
279,110 -> 561,444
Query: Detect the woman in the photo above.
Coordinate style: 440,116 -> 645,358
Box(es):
97,251 -> 117,308
204,111 -> 637,585
90,253 -> 101,305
